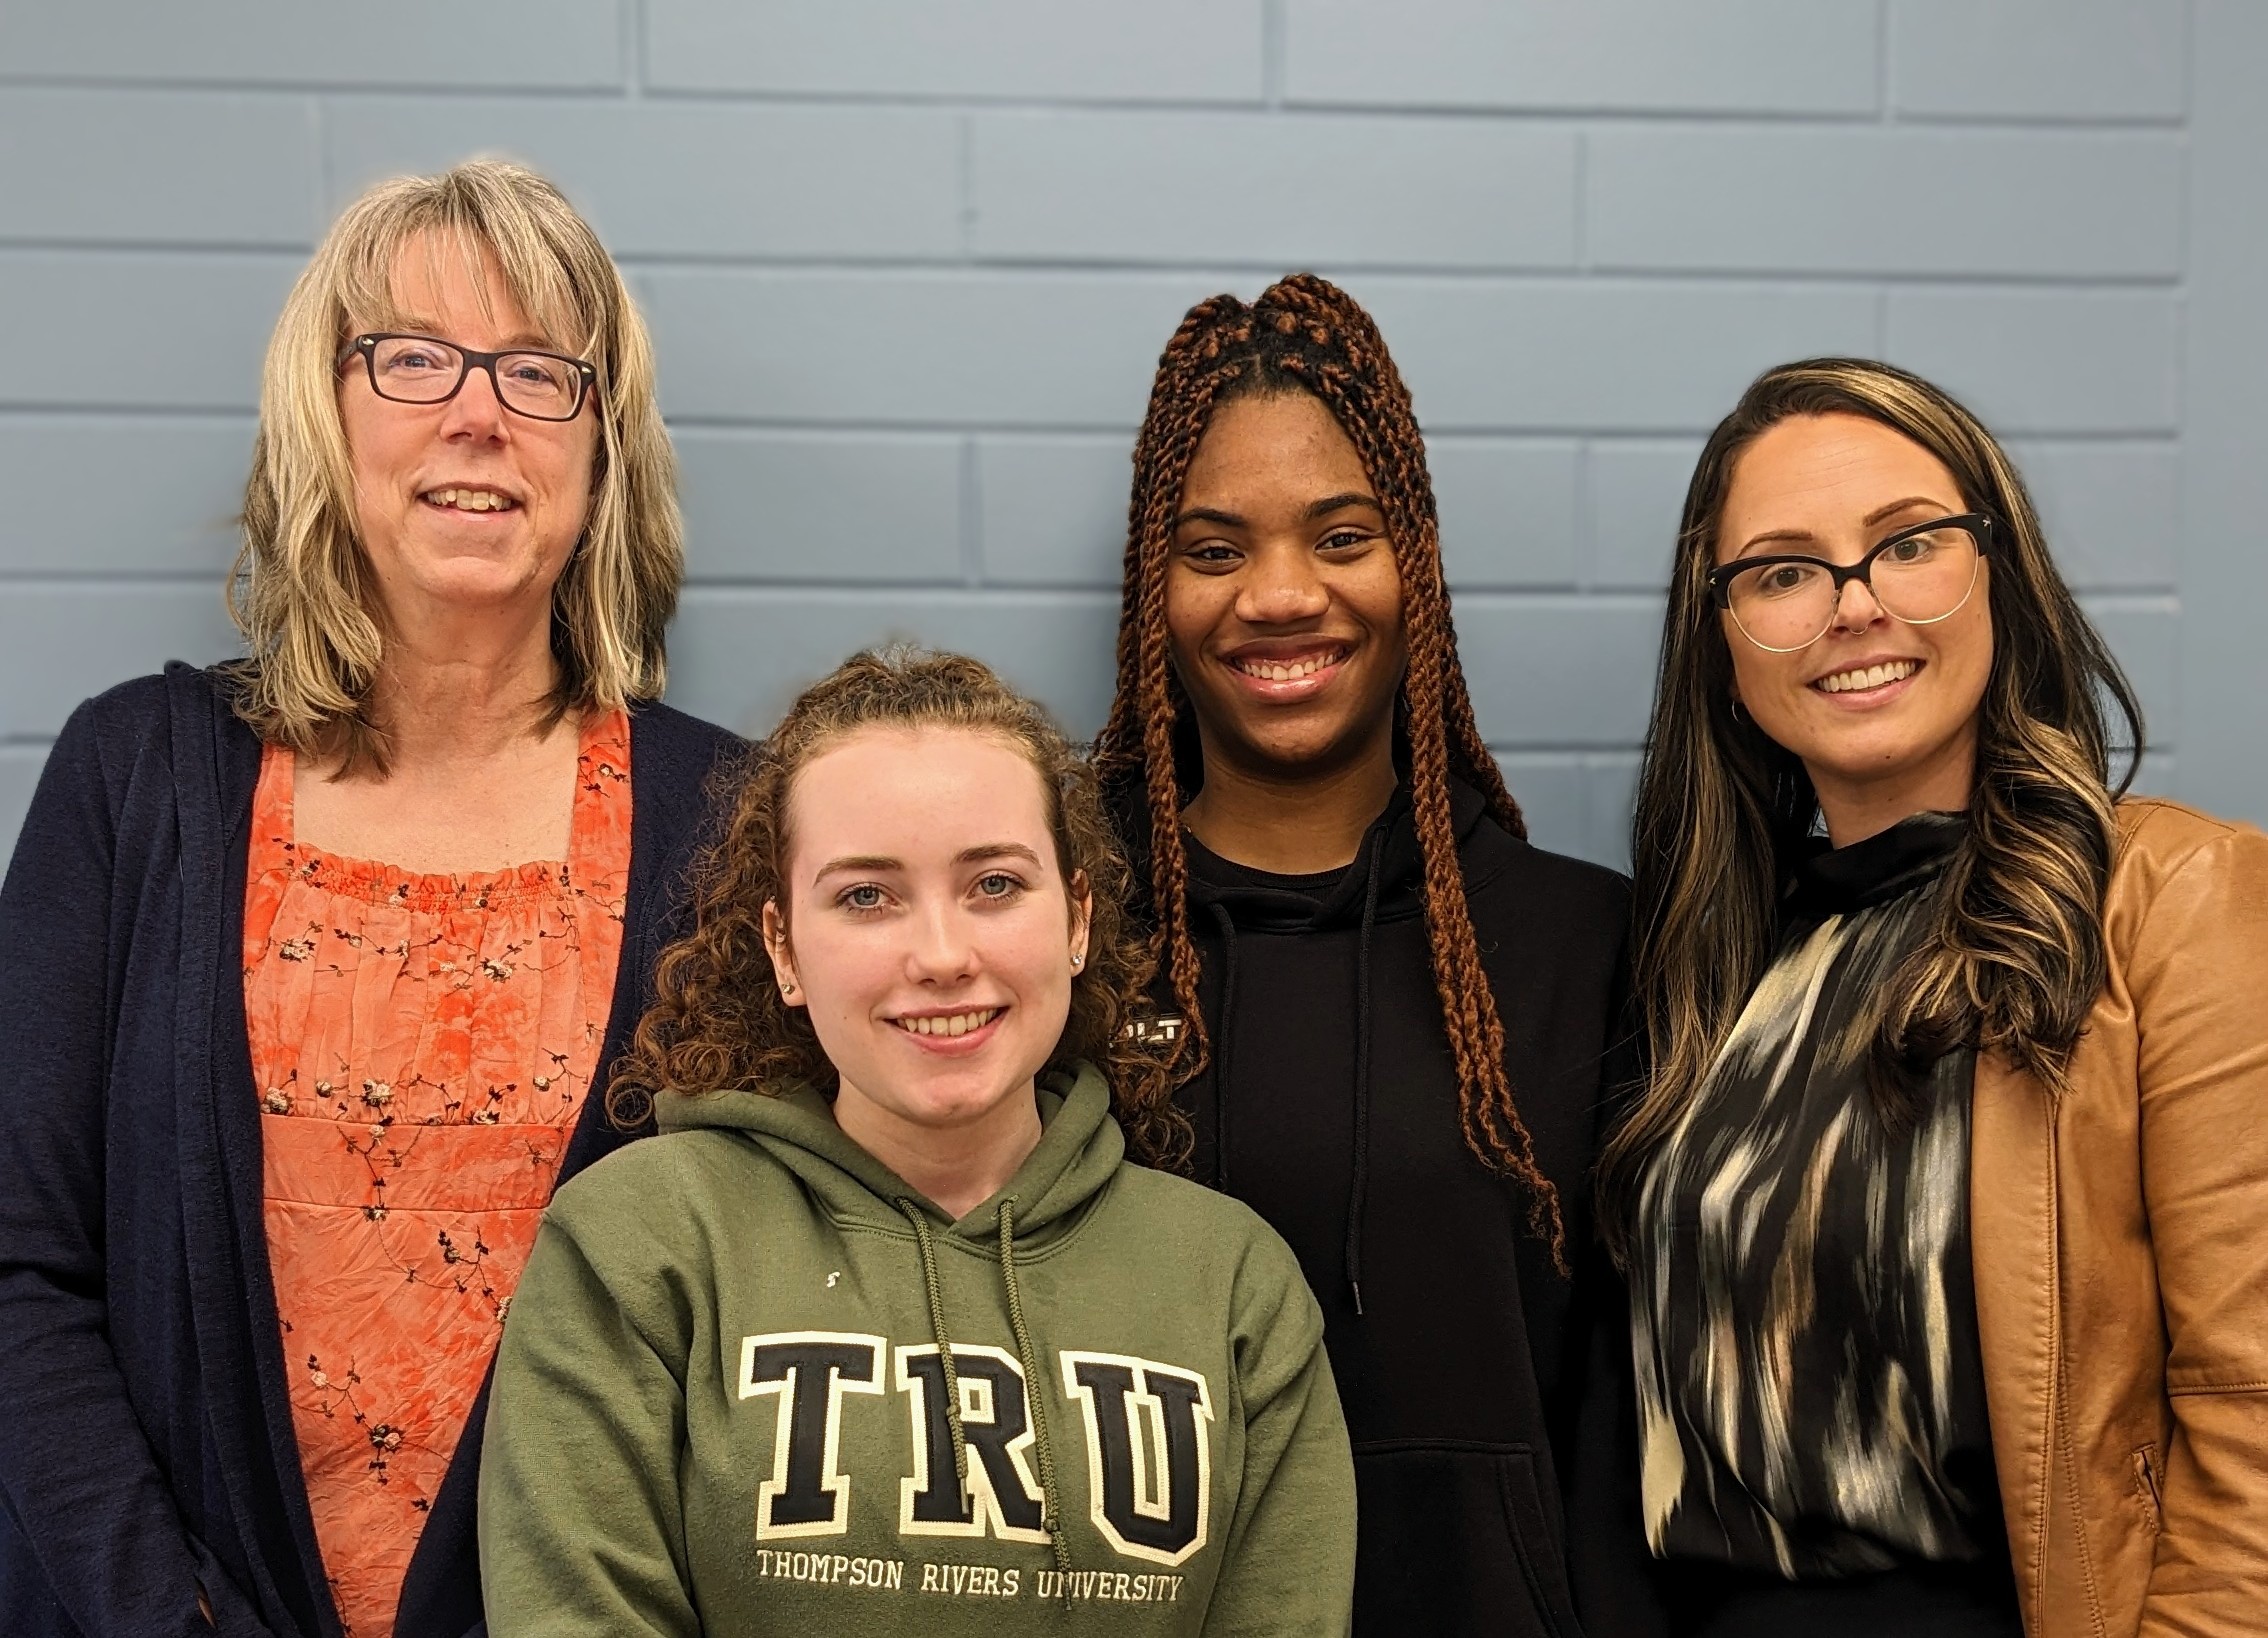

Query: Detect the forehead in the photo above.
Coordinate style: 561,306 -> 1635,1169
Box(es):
1723,413 -> 1963,528
1181,390 -> 1373,502
785,726 -> 1053,869
346,228 -> 580,351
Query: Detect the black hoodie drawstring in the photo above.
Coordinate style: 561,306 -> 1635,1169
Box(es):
1344,827 -> 1386,1319
896,1199 -> 970,1489
1203,899 -> 1241,1192
998,1199 -> 1072,1602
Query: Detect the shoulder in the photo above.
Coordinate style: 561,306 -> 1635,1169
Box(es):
1461,817 -> 1631,942
1104,1167 -> 1315,1307
2111,796 -> 2268,904
628,699 -> 746,785
2105,796 -> 2268,961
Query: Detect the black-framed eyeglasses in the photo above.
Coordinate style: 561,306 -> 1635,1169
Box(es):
1707,513 -> 1993,653
337,333 -> 596,422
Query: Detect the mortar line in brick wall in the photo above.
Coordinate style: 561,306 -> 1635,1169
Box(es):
0,75 -> 2193,130
637,415 -> 2186,443
0,73 -> 637,99
0,235 -> 318,256
605,252 -> 2183,289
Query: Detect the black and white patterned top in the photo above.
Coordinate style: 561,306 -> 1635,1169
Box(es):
1629,811 -> 2006,1580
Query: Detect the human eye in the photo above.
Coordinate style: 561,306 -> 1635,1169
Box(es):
973,871 -> 1028,903
381,339 -> 452,373
1750,561 -> 1821,598
1884,532 -> 1939,564
1180,538 -> 1241,568
1318,526 -> 1376,553
835,882 -> 892,915
503,354 -> 569,389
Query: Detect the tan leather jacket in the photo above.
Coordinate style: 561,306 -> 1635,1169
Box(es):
1972,798 -> 2268,1637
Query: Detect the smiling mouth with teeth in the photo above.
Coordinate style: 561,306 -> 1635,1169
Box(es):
1229,647 -> 1349,682
422,487 -> 517,513
1816,659 -> 1921,694
893,1008 -> 1003,1038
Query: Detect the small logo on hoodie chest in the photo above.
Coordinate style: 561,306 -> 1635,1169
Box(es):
736,1330 -> 1214,1568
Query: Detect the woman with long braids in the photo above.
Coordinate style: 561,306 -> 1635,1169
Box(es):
1094,275 -> 1640,1637
1603,358 -> 2268,1636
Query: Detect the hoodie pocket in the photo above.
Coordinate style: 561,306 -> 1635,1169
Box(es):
1351,1441 -> 1580,1638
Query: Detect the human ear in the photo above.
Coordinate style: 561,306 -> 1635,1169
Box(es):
761,899 -> 804,1008
1066,871 -> 1093,973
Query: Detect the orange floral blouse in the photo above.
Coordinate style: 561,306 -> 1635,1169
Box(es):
243,710 -> 631,1638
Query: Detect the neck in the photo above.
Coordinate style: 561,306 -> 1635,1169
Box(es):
833,1080 -> 1045,1221
1181,729 -> 1399,875
356,597 -> 565,776
1808,724 -> 1978,848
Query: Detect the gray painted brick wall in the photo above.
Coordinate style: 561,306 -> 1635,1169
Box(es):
2,0 -> 2252,870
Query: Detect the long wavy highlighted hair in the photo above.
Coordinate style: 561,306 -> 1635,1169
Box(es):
228,158 -> 682,770
613,647 -> 1189,1169
1091,273 -> 1563,1260
1597,357 -> 2145,1261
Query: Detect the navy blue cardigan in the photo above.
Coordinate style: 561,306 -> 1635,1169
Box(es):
0,665 -> 742,1638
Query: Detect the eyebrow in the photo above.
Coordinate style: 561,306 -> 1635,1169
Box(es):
1170,491 -> 1384,531
1734,495 -> 1960,555
810,842 -> 1045,884
383,317 -> 557,351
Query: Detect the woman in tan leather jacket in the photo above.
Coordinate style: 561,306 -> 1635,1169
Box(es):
1599,356 -> 2268,1638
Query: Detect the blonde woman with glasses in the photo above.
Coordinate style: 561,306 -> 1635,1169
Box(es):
0,160 -> 738,1637
1600,358 -> 2268,1637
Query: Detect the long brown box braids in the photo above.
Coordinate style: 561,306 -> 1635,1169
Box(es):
1092,273 -> 1566,1263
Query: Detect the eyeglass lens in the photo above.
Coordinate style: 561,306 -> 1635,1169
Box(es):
1723,524 -> 1983,652
365,337 -> 583,420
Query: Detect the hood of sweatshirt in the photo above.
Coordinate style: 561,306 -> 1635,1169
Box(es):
654,1060 -> 1124,1248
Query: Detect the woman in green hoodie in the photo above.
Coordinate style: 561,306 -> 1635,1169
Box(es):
478,647 -> 1356,1636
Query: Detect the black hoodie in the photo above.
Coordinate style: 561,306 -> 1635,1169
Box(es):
1125,778 -> 1640,1638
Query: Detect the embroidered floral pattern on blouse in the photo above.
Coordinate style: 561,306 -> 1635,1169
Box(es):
245,710 -> 630,1638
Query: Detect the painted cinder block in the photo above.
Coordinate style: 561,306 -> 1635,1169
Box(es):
1343,277 -> 1876,433
0,586 -> 242,739
1429,439 -> 1582,590
976,436 -> 1132,590
0,253 -> 298,412
674,429 -> 964,584
325,100 -> 963,262
1587,127 -> 2181,279
970,111 -> 1577,270
0,416 -> 252,575
2080,596 -> 2179,749
1886,289 -> 2179,435
1891,0 -> 2187,121
668,588 -> 1120,741
0,90 -> 318,249
2005,441 -> 2179,592
1451,594 -> 1664,748
1490,751 -> 1588,863
643,0 -> 1265,102
0,1 -> 623,89
640,269 -> 1235,428
1283,0 -> 1878,115
1586,438 -> 1703,592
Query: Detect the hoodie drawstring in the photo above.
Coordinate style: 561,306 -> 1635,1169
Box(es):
1344,826 -> 1386,1319
1204,899 -> 1241,1191
896,1199 -> 969,1489
898,1195 -> 1073,1603
999,1199 -> 1073,1601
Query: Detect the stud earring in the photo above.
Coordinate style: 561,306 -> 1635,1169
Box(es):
780,980 -> 797,996
1071,953 -> 1084,971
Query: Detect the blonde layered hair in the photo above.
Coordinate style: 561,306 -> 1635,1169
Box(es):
228,158 -> 681,768
1598,357 -> 2145,1261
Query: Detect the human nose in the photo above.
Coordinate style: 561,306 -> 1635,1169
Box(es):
904,899 -> 978,985
435,358 -> 510,440
1829,567 -> 1888,634
1235,542 -> 1330,625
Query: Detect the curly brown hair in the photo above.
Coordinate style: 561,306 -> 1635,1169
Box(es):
612,647 -> 1189,1170
1091,273 -> 1563,1263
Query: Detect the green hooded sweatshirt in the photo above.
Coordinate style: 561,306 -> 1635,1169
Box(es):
479,1062 -> 1355,1636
